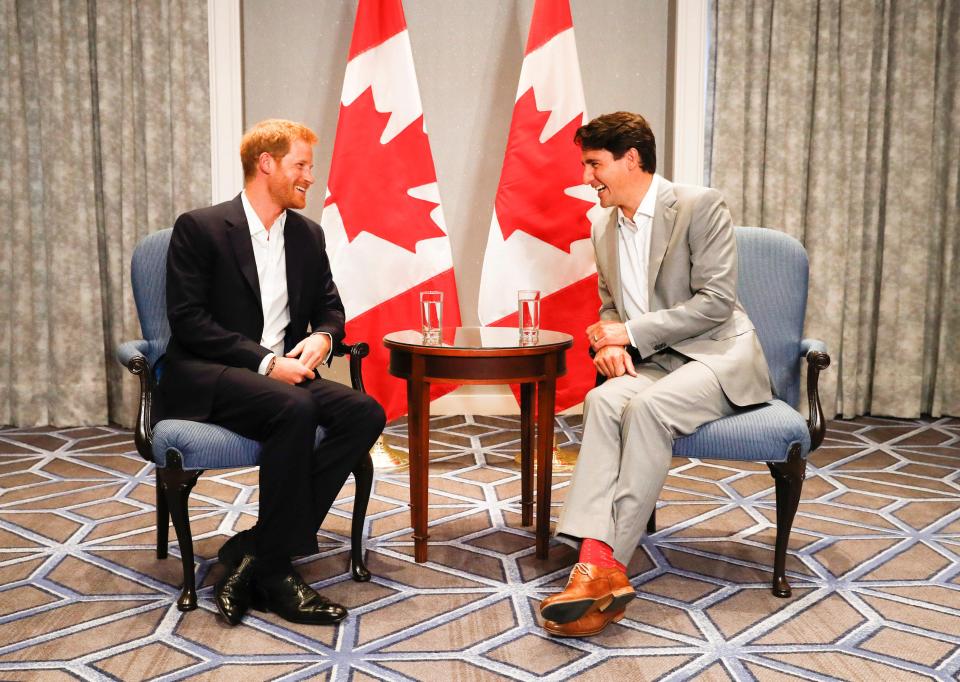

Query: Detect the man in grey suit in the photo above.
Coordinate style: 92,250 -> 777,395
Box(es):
540,112 -> 772,637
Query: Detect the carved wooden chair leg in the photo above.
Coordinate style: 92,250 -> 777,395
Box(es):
155,479 -> 170,559
156,452 -> 202,611
349,451 -> 374,582
767,445 -> 805,598
646,509 -> 657,534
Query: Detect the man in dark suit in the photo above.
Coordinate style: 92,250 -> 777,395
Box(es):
162,119 -> 385,626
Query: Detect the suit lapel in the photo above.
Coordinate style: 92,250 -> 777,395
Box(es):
284,213 -> 305,320
224,195 -> 261,304
648,178 -> 678,297
599,210 -> 625,317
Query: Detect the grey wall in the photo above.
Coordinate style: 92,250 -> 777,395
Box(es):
242,0 -> 669,328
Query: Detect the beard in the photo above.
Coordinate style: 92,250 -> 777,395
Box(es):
268,174 -> 306,210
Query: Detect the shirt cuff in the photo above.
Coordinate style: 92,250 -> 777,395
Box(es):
258,353 -> 276,375
625,323 -> 638,349
311,331 -> 334,364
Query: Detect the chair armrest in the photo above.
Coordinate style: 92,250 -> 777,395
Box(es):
800,338 -> 828,356
801,338 -> 831,452
117,339 -> 150,367
116,339 -> 155,463
334,341 -> 370,393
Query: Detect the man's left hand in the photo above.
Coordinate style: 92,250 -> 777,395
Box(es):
586,321 -> 630,351
286,333 -> 331,372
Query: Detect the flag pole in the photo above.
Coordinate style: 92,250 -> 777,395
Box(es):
369,434 -> 409,470
515,434 -> 578,472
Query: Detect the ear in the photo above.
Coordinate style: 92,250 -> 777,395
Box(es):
626,147 -> 641,170
257,151 -> 275,175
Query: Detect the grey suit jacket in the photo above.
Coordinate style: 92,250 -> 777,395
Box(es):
592,178 -> 773,407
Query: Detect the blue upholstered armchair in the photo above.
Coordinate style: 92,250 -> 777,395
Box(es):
604,226 -> 831,598
117,228 -> 375,612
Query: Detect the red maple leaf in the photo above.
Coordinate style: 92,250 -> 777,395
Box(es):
326,87 -> 444,253
495,89 -> 593,252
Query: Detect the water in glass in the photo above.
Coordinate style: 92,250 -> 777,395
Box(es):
518,290 -> 540,345
420,291 -> 443,345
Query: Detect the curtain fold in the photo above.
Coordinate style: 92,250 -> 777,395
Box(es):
709,0 -> 959,418
0,0 -> 210,427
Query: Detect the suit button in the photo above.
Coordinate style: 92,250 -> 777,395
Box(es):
654,343 -> 665,351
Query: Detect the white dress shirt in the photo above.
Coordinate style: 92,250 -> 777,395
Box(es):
617,173 -> 660,349
241,192 -> 291,374
241,192 -> 333,375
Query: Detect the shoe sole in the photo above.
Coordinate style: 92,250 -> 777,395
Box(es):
540,595 -> 610,624
544,610 -> 626,637
540,586 -> 635,624
607,586 -> 636,613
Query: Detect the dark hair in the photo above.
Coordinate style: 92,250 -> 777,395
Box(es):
574,111 -> 656,173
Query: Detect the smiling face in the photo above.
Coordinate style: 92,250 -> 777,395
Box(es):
266,138 -> 314,210
581,147 -> 637,213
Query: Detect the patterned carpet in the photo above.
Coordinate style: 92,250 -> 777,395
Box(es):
0,416 -> 958,681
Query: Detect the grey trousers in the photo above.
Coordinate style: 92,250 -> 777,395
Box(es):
556,351 -> 735,565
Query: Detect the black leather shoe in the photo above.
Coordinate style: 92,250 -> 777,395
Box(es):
252,570 -> 348,625
214,536 -> 256,626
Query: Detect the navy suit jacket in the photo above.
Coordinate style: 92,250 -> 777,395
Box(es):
160,194 -> 345,421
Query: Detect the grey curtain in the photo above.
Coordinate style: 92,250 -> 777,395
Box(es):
1,0 -> 211,427
709,0 -> 959,418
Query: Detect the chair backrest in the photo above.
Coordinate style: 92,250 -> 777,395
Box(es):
131,226 -> 807,404
735,226 -> 809,408
130,228 -> 173,368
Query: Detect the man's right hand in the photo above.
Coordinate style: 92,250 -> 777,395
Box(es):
268,357 -> 315,385
593,345 -> 638,378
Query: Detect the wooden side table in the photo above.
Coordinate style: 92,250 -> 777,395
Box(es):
383,327 -> 573,562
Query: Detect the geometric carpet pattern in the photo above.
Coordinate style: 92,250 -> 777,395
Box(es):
0,416 -> 958,681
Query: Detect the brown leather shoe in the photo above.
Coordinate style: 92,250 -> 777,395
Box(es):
539,562 -> 634,624
544,607 -> 626,637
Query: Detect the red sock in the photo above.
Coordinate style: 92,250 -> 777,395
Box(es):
579,538 -> 626,572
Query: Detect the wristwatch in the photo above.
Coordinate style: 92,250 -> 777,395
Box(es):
265,356 -> 277,376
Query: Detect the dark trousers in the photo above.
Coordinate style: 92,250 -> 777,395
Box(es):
208,368 -> 385,559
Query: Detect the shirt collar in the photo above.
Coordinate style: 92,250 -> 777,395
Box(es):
241,189 -> 286,237
618,173 -> 661,227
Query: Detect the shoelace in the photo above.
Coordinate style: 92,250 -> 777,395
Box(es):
289,573 -> 327,606
565,562 -> 592,586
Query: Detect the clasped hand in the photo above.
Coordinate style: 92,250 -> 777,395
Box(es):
585,321 -> 636,378
268,334 -> 332,385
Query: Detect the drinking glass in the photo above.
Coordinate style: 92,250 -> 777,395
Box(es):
518,290 -> 540,345
420,291 -> 443,345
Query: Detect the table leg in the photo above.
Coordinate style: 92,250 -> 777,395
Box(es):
535,355 -> 558,559
407,359 -> 431,563
519,382 -> 535,527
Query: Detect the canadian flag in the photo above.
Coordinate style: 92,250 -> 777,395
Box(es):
322,0 -> 461,420
478,0 -> 600,410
